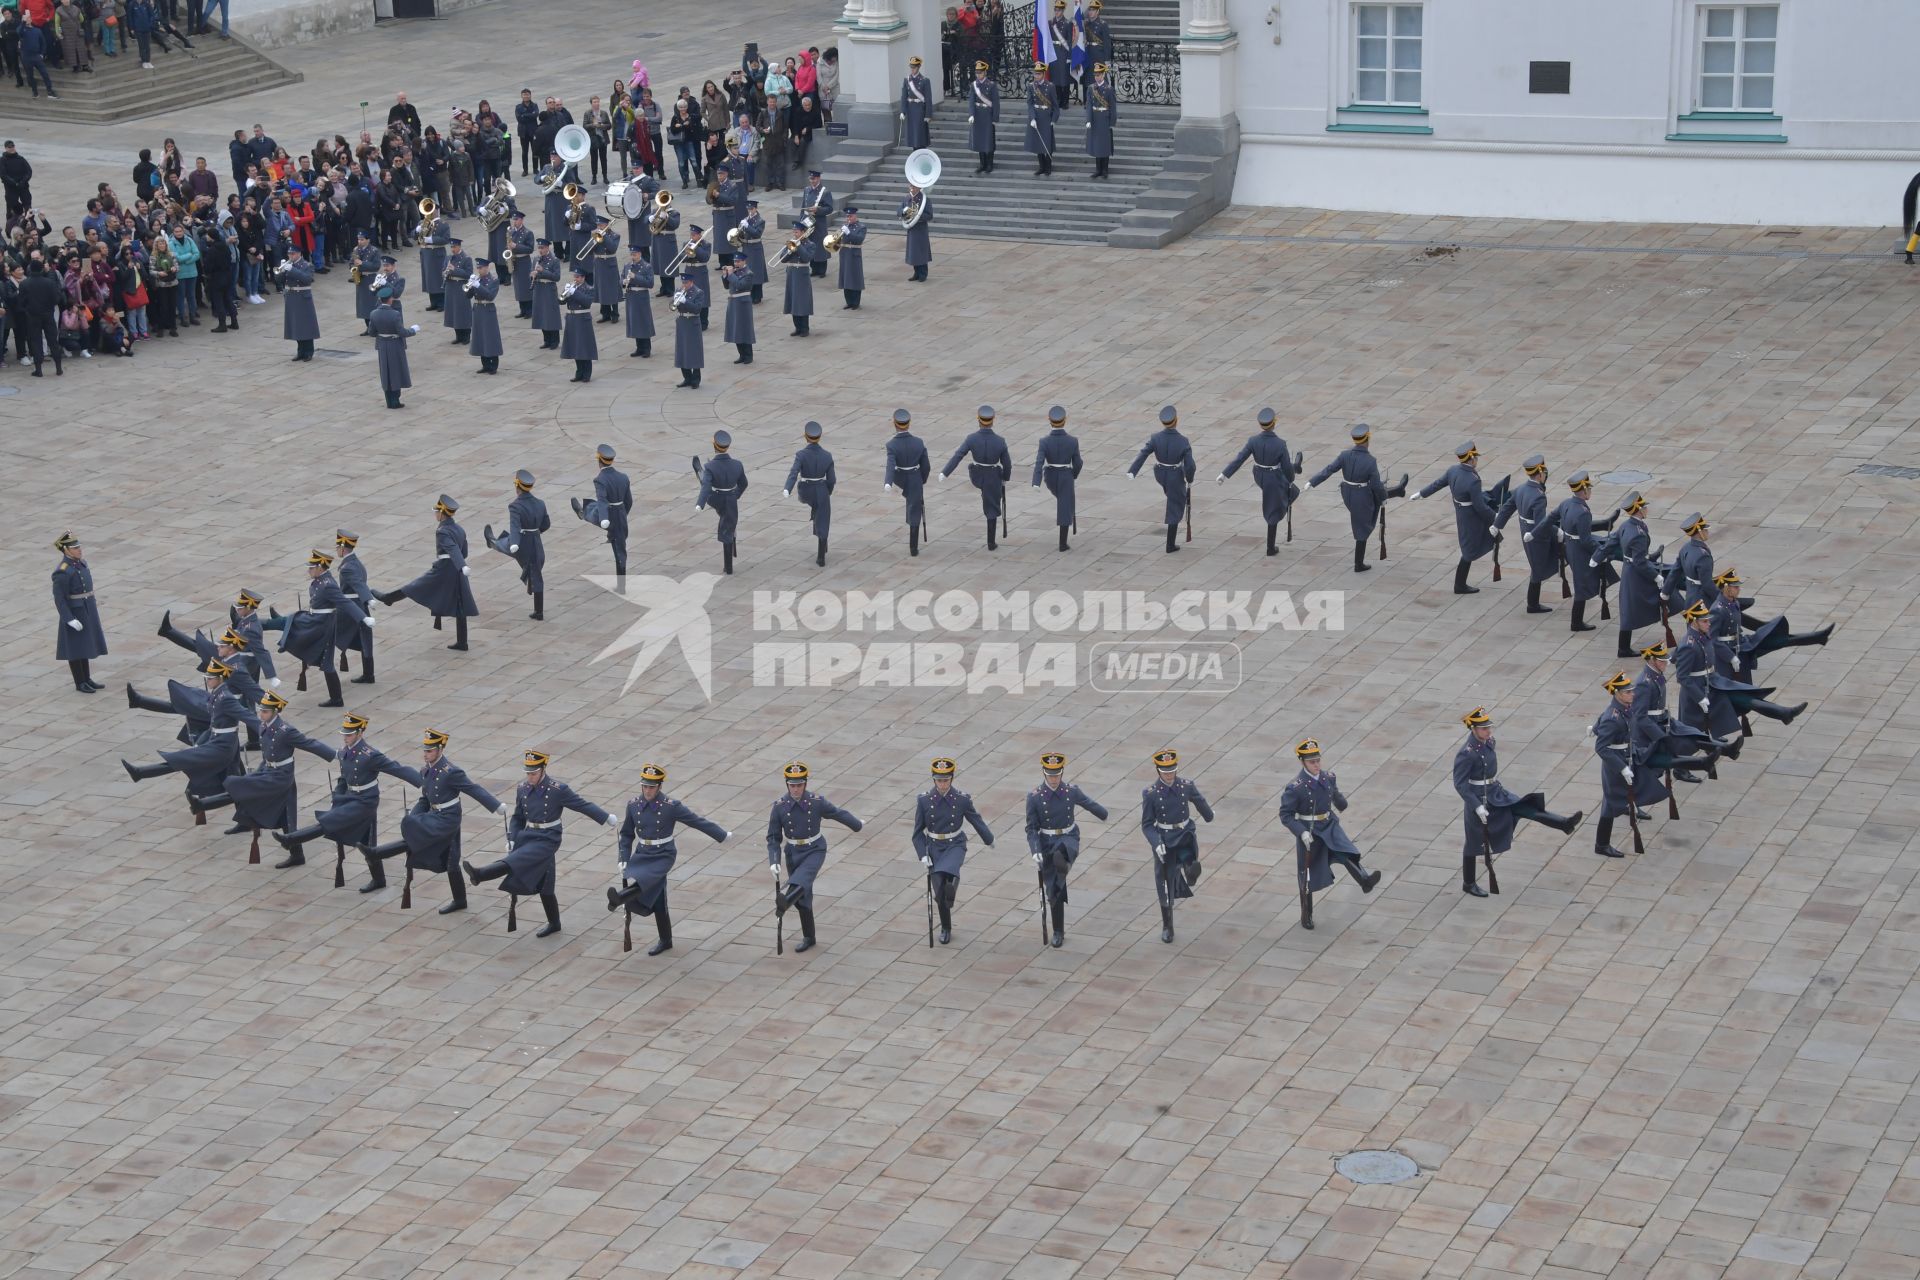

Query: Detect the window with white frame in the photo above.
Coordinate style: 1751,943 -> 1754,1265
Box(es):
1698,5 -> 1777,110
1353,4 -> 1423,106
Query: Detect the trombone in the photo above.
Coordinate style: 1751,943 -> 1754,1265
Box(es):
573,220 -> 608,264
771,227 -> 809,268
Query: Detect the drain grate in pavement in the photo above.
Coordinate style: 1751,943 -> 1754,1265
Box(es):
1335,1150 -> 1420,1184
1855,463 -> 1920,480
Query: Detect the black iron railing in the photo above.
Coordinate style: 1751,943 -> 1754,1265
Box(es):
938,1 -> 1181,105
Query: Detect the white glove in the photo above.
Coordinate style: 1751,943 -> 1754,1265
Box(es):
768,862 -> 781,878
938,473 -> 945,482
1622,766 -> 1635,784
900,113 -> 906,120
782,489 -> 790,498
719,829 -> 731,842
508,544 -> 519,553
1475,804 -> 1489,822
603,814 -> 616,826
67,618 -> 82,631
1215,474 -> 1226,485
364,615 -> 376,627
598,517 -> 611,529
1523,532 -> 1533,543
884,482 -> 894,493
919,855 -> 932,868
461,566 -> 470,576
270,677 -> 283,688
1409,490 -> 1425,502
1589,558 -> 1600,568
1699,697 -> 1710,712
1032,851 -> 1042,865
1306,478 -> 1320,489
408,323 -> 421,334
1150,842 -> 1163,862
1487,524 -> 1500,538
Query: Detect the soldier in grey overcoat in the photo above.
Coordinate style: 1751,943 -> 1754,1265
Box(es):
560,266 -> 597,382
1026,63 -> 1059,176
1084,64 -> 1117,178
1452,709 -> 1582,898
942,405 -> 1014,549
1553,471 -> 1618,633
368,288 -> 418,410
695,430 -> 746,573
836,208 -> 866,309
1306,423 -> 1408,573
333,529 -> 375,685
901,56 -> 935,148
1494,455 -> 1561,614
966,61 -> 1000,171
722,259 -> 755,364
360,728 -> 502,914
1218,407 -> 1301,556
623,245 -> 655,357
1602,491 -> 1665,658
439,234 -> 473,344
226,691 -> 335,857
1127,404 -> 1197,554
372,495 -> 480,652
911,758 -> 995,945
1278,739 -> 1376,929
467,259 -> 503,374
1412,439 -> 1501,595
1031,405 -> 1083,551
573,443 -> 633,579
51,532 -> 107,694
507,213 -> 535,317
606,762 -> 729,956
485,469 -> 552,620
466,748 -> 614,938
279,246 -> 319,360
765,761 -> 865,953
1025,751 -> 1108,947
900,185 -> 933,281
674,277 -> 706,386
352,231 -> 381,331
783,421 -> 837,566
529,241 -> 562,346
886,408 -> 931,556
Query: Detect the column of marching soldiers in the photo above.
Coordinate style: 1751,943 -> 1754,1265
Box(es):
69,410 -> 1834,956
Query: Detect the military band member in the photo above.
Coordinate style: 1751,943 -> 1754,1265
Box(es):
530,239 -> 562,348
673,275 -> 706,386
783,421 -> 837,567
467,258 -> 503,375
1278,739 -> 1376,929
439,233 -> 473,344
1085,0 -> 1113,78
695,429 -> 746,573
607,763 -> 730,956
837,207 -> 866,309
740,198 -> 768,302
625,173 -> 660,259
782,231 -> 814,336
1553,471 -> 1618,632
1591,673 -> 1639,858
912,758 -> 995,945
1495,454 -> 1560,614
352,229 -> 381,332
1025,751 -> 1108,948
942,404 -> 1015,550
561,265 -> 597,383
766,761 -> 865,954
966,61 -> 1001,173
52,532 -> 106,694
1709,568 -> 1832,679
590,216 -> 623,322
368,287 -> 419,410
1085,63 -> 1116,180
680,224 -> 713,328
466,749 -> 614,938
1141,749 -> 1213,944
1027,62 -> 1059,176
902,56 -> 935,148
1032,405 -> 1083,552
269,712 -> 421,881
539,152 -> 572,256
1218,407 -> 1300,556
417,209 -> 449,312
260,549 -> 370,707
1452,708 -> 1582,897
1046,2 -> 1074,104
369,254 -> 407,325
485,469 -> 551,620
1603,491 -> 1664,658
712,154 -> 745,266
900,181 -> 933,282
722,258 -> 755,364
573,443 -> 633,580
623,244 -> 655,357
507,211 -> 535,318
885,408 -> 932,556
226,691 -> 335,860
801,170 -> 834,277
333,529 -> 374,684
1306,424 -> 1407,572
1128,405 -> 1197,554
1412,439 -> 1500,595
651,193 -> 681,296
486,190 -> 515,272
1664,512 -> 1714,613
372,495 -> 479,652
121,657 -> 245,820
279,245 -> 319,361
360,728 -> 502,913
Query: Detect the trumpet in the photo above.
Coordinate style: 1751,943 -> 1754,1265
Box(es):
273,259 -> 293,279
560,280 -> 578,301
672,287 -> 692,311
649,189 -> 674,234
371,271 -> 391,291
463,278 -> 479,294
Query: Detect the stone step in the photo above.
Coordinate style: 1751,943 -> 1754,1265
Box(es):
12,35 -> 301,124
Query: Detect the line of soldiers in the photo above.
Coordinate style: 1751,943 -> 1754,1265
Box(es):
920,46 -> 1120,183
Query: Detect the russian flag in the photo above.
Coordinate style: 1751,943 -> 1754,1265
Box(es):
1069,3 -> 1089,82
1035,0 -> 1056,65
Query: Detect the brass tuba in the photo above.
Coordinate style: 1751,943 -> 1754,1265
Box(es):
726,225 -> 746,250
822,227 -> 846,253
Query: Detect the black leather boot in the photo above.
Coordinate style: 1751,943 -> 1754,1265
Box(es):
1453,558 -> 1478,594
1160,903 -> 1174,944
1335,853 -> 1381,892
1571,601 -> 1594,632
320,670 -> 344,707
1266,523 -> 1278,556
1049,898 -> 1064,948
650,899 -> 673,955
1058,526 -> 1069,552
1354,540 -> 1370,573
157,609 -> 195,651
816,537 -> 827,568
350,649 -> 374,684
910,525 -> 920,557
1165,525 -> 1178,553
449,616 -> 469,651
126,683 -> 175,713
530,592 -> 544,621
794,904 -> 817,952
935,874 -> 954,945
1617,628 -> 1635,659
359,848 -> 387,893
465,859 -> 508,884
274,822 -> 324,858
987,519 -> 997,551
441,869 -> 467,913
1594,817 -> 1625,858
121,758 -> 173,782
537,892 -> 562,938
1526,581 -> 1550,614
723,541 -> 735,575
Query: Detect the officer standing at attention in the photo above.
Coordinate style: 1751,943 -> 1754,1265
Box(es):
52,531 -> 107,694
529,239 -> 563,348
466,258 -> 504,375
941,405 -> 1014,550
722,256 -> 755,364
1128,405 -> 1197,554
622,243 -> 655,357
607,763 -> 730,956
1217,407 -> 1300,556
1031,405 -> 1083,552
1495,454 -> 1560,614
766,761 -> 865,954
1140,749 -> 1213,944
1306,423 -> 1408,573
561,264 -> 598,382
885,408 -> 932,557
486,469 -> 551,621
465,749 -> 615,939
783,421 -> 837,567
1026,61 -> 1060,177
911,757 -> 995,946
440,234 -> 474,346
966,60 -> 1000,173
1084,62 -> 1117,180
271,711 -> 422,887
1452,708 -> 1583,897
1025,751 -> 1109,948
837,207 -> 866,309
359,728 -> 502,914
901,54 -> 935,149
695,429 -> 748,574
368,286 -> 420,410
1412,440 -> 1502,595
673,271 -> 707,386
508,212 -> 535,318
1278,739 -> 1377,929
572,443 -> 633,581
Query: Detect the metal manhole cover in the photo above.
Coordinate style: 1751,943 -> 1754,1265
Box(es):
1598,468 -> 1652,485
1855,463 -> 1920,480
1335,1150 -> 1420,1184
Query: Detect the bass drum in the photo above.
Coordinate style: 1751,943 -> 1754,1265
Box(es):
606,181 -> 648,221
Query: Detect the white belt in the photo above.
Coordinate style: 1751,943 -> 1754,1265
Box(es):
796,475 -> 826,484
261,757 -> 295,769
209,726 -> 238,735
1520,515 -> 1537,526
307,607 -> 334,614
709,485 -> 736,492
434,554 -> 451,561
968,461 -> 1000,468
1153,461 -> 1183,469
1603,743 -> 1629,752
525,818 -> 562,829
631,835 -> 676,847
1037,824 -> 1076,836
1341,478 -> 1366,486
1153,820 -> 1189,830
1295,812 -> 1329,822
432,798 -> 461,810
348,780 -> 378,792
285,286 -> 311,292
925,828 -> 962,840
68,592 -> 95,599
730,291 -> 752,298
473,300 -> 495,306
784,835 -> 822,847
1043,461 -> 1074,468
1467,777 -> 1497,786
1455,499 -> 1473,507
1252,461 -> 1283,469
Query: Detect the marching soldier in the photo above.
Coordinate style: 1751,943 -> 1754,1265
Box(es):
507,211 -> 535,318
227,588 -> 280,686
371,495 -> 479,653
131,621 -> 262,745
765,761 -> 865,954
1633,642 -> 1718,785
901,180 -> 933,282
1278,739 -> 1376,929
360,728 -> 502,914
1306,424 -> 1408,573
417,207 -> 449,312
1085,0 -> 1113,77
1127,405 -> 1197,554
368,286 -> 419,410
1452,708 -> 1583,897
352,229 -> 381,333
695,429 -> 746,573
1085,63 -> 1117,180
722,257 -> 755,364
467,258 -> 503,375
1046,1 -> 1074,104
280,244 -> 319,361
591,215 -> 623,322
783,421 -> 837,567
52,531 -> 107,694
782,230 -> 815,336
334,529 -> 374,685
622,244 -> 655,357
740,198 -> 769,303
465,748 -> 615,939
1603,491 -> 1664,658
1412,440 -> 1501,595
885,408 -> 932,557
651,191 -> 681,296
911,757 -> 995,946
1591,673 -> 1639,859
225,690 -> 335,863
1673,600 -> 1807,743
1664,512 -> 1714,613
967,60 -> 1001,173
1495,454 -> 1560,614
260,549 -> 371,706
801,170 -> 834,278
1217,406 -> 1300,556
607,763 -> 729,956
673,273 -> 706,387
530,240 -> 562,348
1026,62 -> 1059,177
1710,568 -> 1832,679
1141,749 -> 1213,944
573,443 -> 633,580
270,711 -> 422,882
1025,751 -> 1109,948
485,469 -> 551,620
1032,405 -> 1083,552
121,657 -> 245,821
439,233 -> 473,345
680,225 -> 713,329
561,264 -> 597,383
1553,471 -> 1618,632
942,405 -> 1014,550
901,56 -> 935,149
837,207 -> 866,309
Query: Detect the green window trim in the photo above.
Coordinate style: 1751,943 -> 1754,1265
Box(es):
1327,122 -> 1435,135
1339,103 -> 1430,116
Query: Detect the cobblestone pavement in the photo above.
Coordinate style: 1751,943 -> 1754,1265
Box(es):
5,10 -> 1920,1276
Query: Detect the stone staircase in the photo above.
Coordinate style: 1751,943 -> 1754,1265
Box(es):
1101,0 -> 1181,42
6,32 -> 301,126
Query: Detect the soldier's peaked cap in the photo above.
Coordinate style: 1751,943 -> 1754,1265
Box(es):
640,763 -> 666,783
783,761 -> 809,780
1257,408 -> 1276,428
1153,749 -> 1178,769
